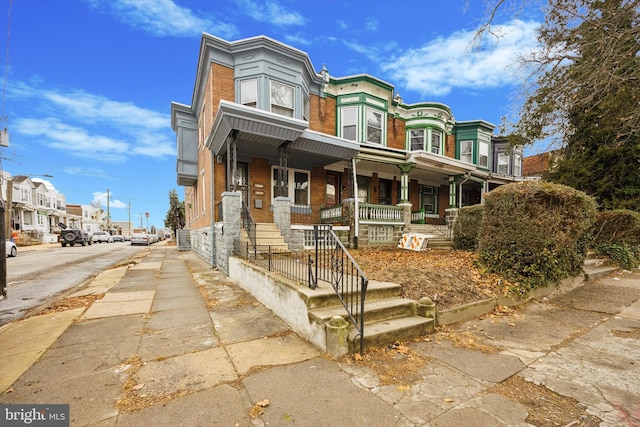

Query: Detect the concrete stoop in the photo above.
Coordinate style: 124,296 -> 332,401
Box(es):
240,222 -> 288,250
306,282 -> 435,353
229,254 -> 621,357
407,224 -> 453,250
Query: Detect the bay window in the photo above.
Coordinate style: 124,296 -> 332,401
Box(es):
366,108 -> 383,144
270,81 -> 295,117
460,140 -> 473,163
431,130 -> 442,155
341,107 -> 358,141
498,153 -> 510,174
240,78 -> 257,108
479,141 -> 489,168
410,129 -> 424,150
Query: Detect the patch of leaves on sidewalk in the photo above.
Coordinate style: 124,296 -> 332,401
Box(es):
35,294 -> 104,316
491,376 -> 602,427
115,355 -> 189,413
350,249 -> 514,310
339,341 -> 430,388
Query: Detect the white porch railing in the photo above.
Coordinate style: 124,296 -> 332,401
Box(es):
359,203 -> 403,224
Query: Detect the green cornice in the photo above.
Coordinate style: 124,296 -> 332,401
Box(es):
329,74 -> 395,92
402,102 -> 452,116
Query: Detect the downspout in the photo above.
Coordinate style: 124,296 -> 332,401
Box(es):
458,172 -> 471,208
352,157 -> 359,249
210,150 -> 215,268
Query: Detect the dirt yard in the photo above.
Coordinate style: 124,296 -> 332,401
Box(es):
351,248 -> 513,310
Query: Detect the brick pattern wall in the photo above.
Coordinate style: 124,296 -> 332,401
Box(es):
445,134 -> 456,159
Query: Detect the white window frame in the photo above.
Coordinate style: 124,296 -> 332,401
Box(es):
240,78 -> 257,108
479,141 -> 489,168
341,107 -> 358,141
365,107 -> 383,144
271,166 -> 310,207
460,140 -> 473,163
431,130 -> 443,155
409,129 -> 425,150
498,153 -> 510,174
270,80 -> 295,117
514,154 -> 522,176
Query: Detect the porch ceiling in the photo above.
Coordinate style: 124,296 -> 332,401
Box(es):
207,100 -> 359,169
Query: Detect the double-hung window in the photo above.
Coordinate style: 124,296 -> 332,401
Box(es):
341,107 -> 358,141
410,129 -> 425,150
479,141 -> 489,168
514,154 -> 522,176
431,130 -> 442,155
240,79 -> 257,108
272,167 -> 310,207
366,108 -> 383,144
460,140 -> 473,163
270,81 -> 294,117
498,153 -> 510,174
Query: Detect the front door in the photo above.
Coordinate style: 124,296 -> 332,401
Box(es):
235,162 -> 249,207
326,171 -> 341,206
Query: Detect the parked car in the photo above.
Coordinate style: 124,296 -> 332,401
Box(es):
59,229 -> 92,247
112,235 -> 124,242
123,235 -> 131,242
131,233 -> 150,246
92,231 -> 113,243
6,240 -> 17,257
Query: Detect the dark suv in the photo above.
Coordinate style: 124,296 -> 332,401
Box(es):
59,228 -> 92,247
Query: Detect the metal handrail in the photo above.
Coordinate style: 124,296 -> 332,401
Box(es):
314,225 -> 368,355
241,203 -> 256,250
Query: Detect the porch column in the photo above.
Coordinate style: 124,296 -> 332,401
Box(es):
397,163 -> 415,204
273,196 -> 291,243
226,130 -> 238,192
218,191 -> 242,275
448,176 -> 457,208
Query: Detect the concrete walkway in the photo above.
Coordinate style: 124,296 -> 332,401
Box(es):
1,246 -> 639,426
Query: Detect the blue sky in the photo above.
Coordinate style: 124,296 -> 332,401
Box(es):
0,0 -> 544,229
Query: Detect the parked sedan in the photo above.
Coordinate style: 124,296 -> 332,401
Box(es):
112,235 -> 124,242
130,233 -> 150,246
92,231 -> 114,243
6,240 -> 17,257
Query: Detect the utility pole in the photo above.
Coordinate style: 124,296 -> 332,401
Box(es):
128,201 -> 131,236
106,188 -> 110,230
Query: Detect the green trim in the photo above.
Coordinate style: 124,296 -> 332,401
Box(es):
402,102 -> 453,116
329,74 -> 394,92
336,93 -> 388,110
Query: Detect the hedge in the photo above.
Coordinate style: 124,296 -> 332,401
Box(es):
477,181 -> 597,293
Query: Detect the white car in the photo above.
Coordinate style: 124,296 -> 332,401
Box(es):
130,233 -> 150,246
92,231 -> 113,243
6,240 -> 17,257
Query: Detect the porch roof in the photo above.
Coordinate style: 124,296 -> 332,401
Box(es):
206,101 -> 360,168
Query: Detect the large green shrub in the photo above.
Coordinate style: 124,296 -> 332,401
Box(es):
477,181 -> 597,293
592,210 -> 640,269
453,205 -> 484,250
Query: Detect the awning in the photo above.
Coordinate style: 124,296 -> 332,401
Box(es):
206,101 -> 360,168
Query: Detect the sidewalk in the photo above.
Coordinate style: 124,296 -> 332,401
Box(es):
1,246 -> 639,426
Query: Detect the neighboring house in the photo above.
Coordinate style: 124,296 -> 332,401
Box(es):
112,221 -> 134,237
66,204 -> 102,233
7,175 -> 79,242
523,149 -> 562,179
171,34 -> 526,265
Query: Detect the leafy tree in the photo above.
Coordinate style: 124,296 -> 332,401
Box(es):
164,189 -> 185,236
479,0 -> 640,211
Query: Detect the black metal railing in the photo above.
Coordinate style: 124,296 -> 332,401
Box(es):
312,225 -> 368,354
241,203 -> 256,250
244,243 -> 315,288
240,224 -> 369,354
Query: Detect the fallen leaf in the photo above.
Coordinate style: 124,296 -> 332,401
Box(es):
132,383 -> 145,391
256,399 -> 270,407
354,353 -> 363,361
4,388 -> 14,394
444,398 -> 454,403
508,322 -> 516,327
397,385 -> 411,392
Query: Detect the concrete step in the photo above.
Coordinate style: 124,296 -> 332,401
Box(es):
309,297 -> 416,325
584,264 -> 620,281
349,316 -> 435,352
299,280 -> 403,310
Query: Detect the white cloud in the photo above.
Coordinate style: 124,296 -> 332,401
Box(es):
236,0 -> 306,26
9,83 -> 174,162
85,0 -> 238,38
365,18 -> 379,31
31,178 -> 57,192
371,19 -> 542,97
92,191 -> 129,209
284,34 -> 312,46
